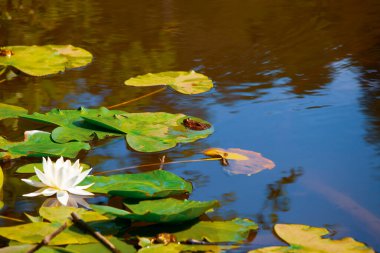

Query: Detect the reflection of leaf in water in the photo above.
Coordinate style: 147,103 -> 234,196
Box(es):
203,148 -> 275,176
249,224 -> 375,253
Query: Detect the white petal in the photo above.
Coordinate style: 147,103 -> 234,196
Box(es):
57,190 -> 70,206
35,168 -> 52,187
75,183 -> 94,190
21,178 -> 46,188
23,188 -> 46,197
40,188 -> 58,196
44,157 -> 55,183
72,159 -> 81,172
67,187 -> 94,196
72,168 -> 92,186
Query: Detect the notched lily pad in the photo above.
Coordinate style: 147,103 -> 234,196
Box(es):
81,170 -> 192,199
130,218 -> 258,243
249,224 -> 375,253
0,45 -> 93,76
21,107 -> 124,143
203,148 -> 275,176
92,198 -> 219,223
0,130 -> 90,160
125,71 -> 213,94
0,103 -> 27,120
82,112 -> 213,152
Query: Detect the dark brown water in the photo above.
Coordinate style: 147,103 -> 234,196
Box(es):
1,0 -> 380,251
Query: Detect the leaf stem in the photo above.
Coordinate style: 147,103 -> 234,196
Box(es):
71,212 -> 119,253
93,157 -> 221,175
107,87 -> 166,109
0,215 -> 25,223
27,222 -> 67,253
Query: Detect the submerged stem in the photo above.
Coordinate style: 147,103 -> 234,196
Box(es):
107,87 -> 166,109
93,157 -> 221,175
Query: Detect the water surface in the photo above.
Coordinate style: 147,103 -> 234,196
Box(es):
1,0 -> 380,251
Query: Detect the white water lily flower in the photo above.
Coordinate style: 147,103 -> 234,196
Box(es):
22,156 -> 94,206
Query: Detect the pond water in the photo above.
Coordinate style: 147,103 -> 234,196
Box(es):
1,0 -> 380,251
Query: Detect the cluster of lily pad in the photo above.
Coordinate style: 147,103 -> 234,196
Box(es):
0,45 -> 376,252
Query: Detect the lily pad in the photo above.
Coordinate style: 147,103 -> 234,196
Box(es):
125,71 -> 213,94
0,166 -> 3,189
204,148 -> 275,176
0,45 -> 92,76
16,162 -> 90,174
0,103 -> 27,120
21,107 -> 125,143
82,112 -> 213,152
249,224 -> 375,253
130,218 -> 258,243
0,222 -> 98,245
0,131 -> 90,160
39,206 -> 109,224
92,198 -> 218,223
81,170 -> 192,199
0,245 -> 77,253
66,237 -> 136,253
138,243 -> 235,253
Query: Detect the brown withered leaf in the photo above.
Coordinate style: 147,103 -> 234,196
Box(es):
203,148 -> 275,176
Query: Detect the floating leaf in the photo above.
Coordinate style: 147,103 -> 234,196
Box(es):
138,243 -> 235,253
0,103 -> 27,120
81,170 -> 192,199
16,162 -> 90,174
125,71 -> 213,94
83,112 -> 213,152
21,107 -> 124,143
0,45 -> 92,76
130,218 -> 258,243
0,165 -> 3,189
92,198 -> 218,223
203,148 -> 249,161
66,237 -> 136,253
249,224 -> 375,253
204,148 -> 275,176
0,222 -> 97,245
0,245 -> 77,253
39,206 -> 109,224
0,131 -> 90,160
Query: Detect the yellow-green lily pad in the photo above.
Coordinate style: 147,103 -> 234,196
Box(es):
125,71 -> 213,94
0,103 -> 27,120
249,224 -> 375,253
0,45 -> 92,76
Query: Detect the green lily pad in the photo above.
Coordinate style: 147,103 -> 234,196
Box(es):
0,103 -> 27,120
82,112 -> 213,152
21,107 -> 125,143
130,218 -> 258,243
0,222 -> 98,245
92,198 -> 218,223
249,224 -> 375,253
66,237 -> 136,253
0,245 -> 77,253
0,131 -> 90,160
81,170 -> 192,199
125,71 -> 213,94
137,243 -> 235,253
0,45 -> 92,76
39,206 -> 109,224
16,162 -> 90,174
